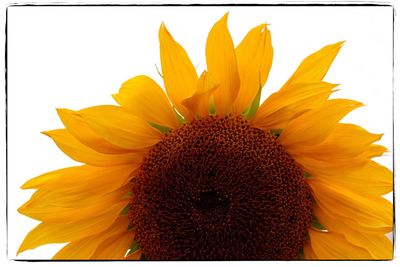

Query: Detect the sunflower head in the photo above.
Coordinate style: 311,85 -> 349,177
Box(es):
18,13 -> 392,260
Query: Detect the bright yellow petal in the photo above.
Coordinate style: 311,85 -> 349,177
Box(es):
53,216 -> 131,259
279,99 -> 363,147
308,230 -> 372,259
234,23 -> 273,113
57,108 -> 130,154
21,167 -> 76,189
317,160 -> 392,196
43,129 -> 144,166
77,105 -> 163,150
182,71 -> 219,118
91,231 -> 135,259
19,165 -> 135,222
290,123 -> 383,159
159,23 -> 197,119
17,202 -> 126,254
206,13 -> 240,115
252,82 -> 336,130
303,241 -> 318,259
282,41 -> 344,89
309,179 -> 392,231
286,124 -> 384,175
314,205 -> 393,259
113,75 -> 179,129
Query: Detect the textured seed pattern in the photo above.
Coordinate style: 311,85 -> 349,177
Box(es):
130,115 -> 313,260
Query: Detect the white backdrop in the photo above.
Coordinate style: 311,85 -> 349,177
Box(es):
7,5 -> 393,261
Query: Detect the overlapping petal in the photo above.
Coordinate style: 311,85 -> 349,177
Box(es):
305,230 -> 371,259
313,205 -> 393,259
57,108 -> 131,154
19,165 -> 135,222
53,216 -> 131,259
278,99 -> 363,147
282,41 -> 344,89
159,23 -> 198,119
18,202 -> 127,254
113,75 -> 179,129
234,23 -> 273,113
42,129 -> 144,167
91,231 -> 135,259
182,71 -> 219,118
252,82 -> 337,130
206,13 -> 240,115
77,105 -> 163,150
309,179 -> 392,231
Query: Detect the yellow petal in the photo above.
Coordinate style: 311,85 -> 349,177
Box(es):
43,129 -> 144,166
18,202 -> 126,254
252,82 -> 336,130
182,71 -> 219,118
234,23 -> 273,113
159,23 -> 197,119
21,167 -> 76,189
77,105 -> 163,150
91,231 -> 135,259
290,123 -> 383,160
303,241 -> 318,259
19,187 -> 129,223
53,216 -> 131,259
314,205 -> 393,259
279,99 -> 363,147
286,124 -> 384,175
315,160 -> 392,196
57,108 -> 130,154
113,75 -> 179,129
19,165 -> 135,222
309,179 -> 393,230
206,13 -> 240,115
282,41 -> 345,89
308,230 -> 372,259
293,155 -> 368,177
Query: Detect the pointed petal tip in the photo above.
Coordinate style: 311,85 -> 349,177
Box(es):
40,130 -> 50,137
219,12 -> 229,24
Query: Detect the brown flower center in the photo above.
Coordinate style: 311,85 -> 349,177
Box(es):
130,115 -> 313,260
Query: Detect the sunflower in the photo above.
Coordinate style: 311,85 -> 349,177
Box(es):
18,13 -> 393,260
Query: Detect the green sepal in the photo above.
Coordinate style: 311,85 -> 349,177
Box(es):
126,240 -> 140,256
209,96 -> 216,115
304,172 -> 313,179
120,204 -> 130,215
127,222 -> 134,231
149,122 -> 170,134
243,87 -> 262,119
174,109 -> 186,125
155,64 -> 163,78
270,128 -> 283,138
311,215 -> 328,232
296,248 -> 305,260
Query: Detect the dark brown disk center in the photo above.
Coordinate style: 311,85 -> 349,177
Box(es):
130,115 -> 313,260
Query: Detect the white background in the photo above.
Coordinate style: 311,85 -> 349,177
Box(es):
3,1 -> 397,266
